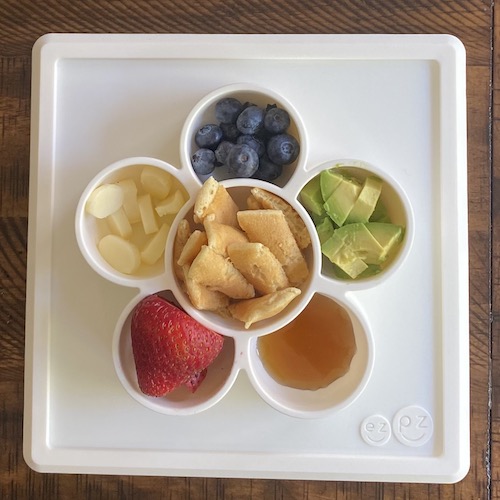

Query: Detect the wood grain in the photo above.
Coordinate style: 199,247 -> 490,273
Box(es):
491,2 -> 500,500
0,0 -> 493,498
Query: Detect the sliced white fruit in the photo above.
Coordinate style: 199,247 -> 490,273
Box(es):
86,170 -> 187,276
85,183 -> 124,219
98,234 -> 141,274
117,179 -> 141,224
155,189 -> 185,217
140,166 -> 173,199
106,207 -> 133,239
141,222 -> 170,265
160,213 -> 178,227
138,193 -> 159,234
95,217 -> 111,240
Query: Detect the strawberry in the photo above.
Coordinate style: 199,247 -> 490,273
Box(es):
184,369 -> 207,393
131,294 -> 224,397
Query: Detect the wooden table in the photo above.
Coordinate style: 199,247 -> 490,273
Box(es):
0,1 -> 493,498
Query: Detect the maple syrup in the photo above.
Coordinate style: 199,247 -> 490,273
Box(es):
257,294 -> 357,390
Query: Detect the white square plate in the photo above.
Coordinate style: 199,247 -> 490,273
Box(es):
24,33 -> 468,482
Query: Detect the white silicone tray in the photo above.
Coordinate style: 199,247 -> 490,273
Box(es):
24,33 -> 469,483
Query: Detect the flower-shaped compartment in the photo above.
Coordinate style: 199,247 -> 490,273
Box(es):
297,159 -> 413,287
112,291 -> 238,415
75,156 -> 199,287
247,293 -> 373,419
180,83 -> 308,188
167,178 -> 319,338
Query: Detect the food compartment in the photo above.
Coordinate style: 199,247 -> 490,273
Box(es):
297,160 -> 412,285
112,290 -> 239,415
180,83 -> 307,188
167,178 -> 319,338
75,157 -> 200,287
247,293 -> 374,418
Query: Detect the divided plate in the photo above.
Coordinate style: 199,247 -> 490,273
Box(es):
24,33 -> 469,483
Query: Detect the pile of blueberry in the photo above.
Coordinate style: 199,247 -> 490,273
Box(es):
191,97 -> 300,181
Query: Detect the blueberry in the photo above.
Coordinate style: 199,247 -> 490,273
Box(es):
195,124 -> 223,149
236,134 -> 265,157
266,133 -> 300,165
220,122 -> 240,141
264,107 -> 291,134
214,141 -> 234,165
252,155 -> 283,181
191,148 -> 216,175
236,105 -> 265,135
241,101 -> 257,110
215,97 -> 243,123
226,144 -> 259,177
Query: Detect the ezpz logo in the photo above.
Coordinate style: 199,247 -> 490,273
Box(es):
361,415 -> 391,446
361,406 -> 433,447
393,406 -> 433,447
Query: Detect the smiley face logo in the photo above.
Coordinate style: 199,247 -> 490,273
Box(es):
360,415 -> 391,446
393,406 -> 433,447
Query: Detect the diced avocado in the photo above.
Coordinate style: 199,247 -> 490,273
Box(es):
300,175 -> 326,216
345,176 -> 383,224
366,222 -> 404,260
332,246 -> 369,279
321,233 -> 368,279
333,263 -> 382,280
320,169 -> 344,201
370,199 -> 391,222
311,212 -> 327,226
323,177 -> 362,226
321,232 -> 344,260
335,223 -> 385,265
315,217 -> 335,244
358,264 -> 383,278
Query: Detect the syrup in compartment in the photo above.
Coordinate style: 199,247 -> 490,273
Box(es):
257,294 -> 356,390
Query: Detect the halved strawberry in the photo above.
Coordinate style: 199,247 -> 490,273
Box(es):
131,295 -> 224,397
184,369 -> 208,393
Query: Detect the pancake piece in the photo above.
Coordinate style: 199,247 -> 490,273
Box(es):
204,215 -> 248,257
193,177 -> 239,227
250,187 -> 311,249
188,245 -> 255,299
173,218 -> 191,280
237,209 -> 309,286
227,241 -> 289,295
246,194 -> 262,210
229,287 -> 302,329
177,230 -> 207,266
182,264 -> 230,311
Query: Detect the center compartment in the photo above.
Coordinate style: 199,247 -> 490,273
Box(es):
166,179 -> 319,338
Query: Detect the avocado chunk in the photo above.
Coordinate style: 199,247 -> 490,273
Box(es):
310,212 -> 327,226
299,175 -> 326,217
345,176 -> 383,224
370,199 -> 391,223
321,231 -> 344,259
321,232 -> 368,279
323,176 -> 361,226
366,222 -> 404,260
335,223 -> 385,265
320,169 -> 344,201
333,263 -> 382,280
332,246 -> 369,279
315,216 -> 335,244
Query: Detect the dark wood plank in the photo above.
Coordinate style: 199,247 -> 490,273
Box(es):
0,0 -> 492,498
490,4 -> 500,500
